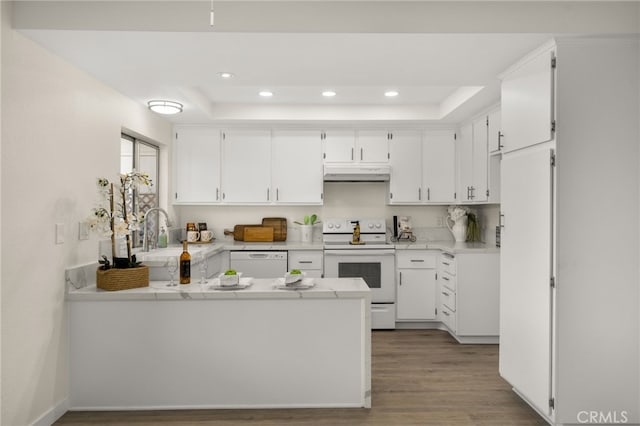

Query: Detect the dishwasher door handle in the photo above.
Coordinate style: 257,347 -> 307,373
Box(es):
249,253 -> 270,259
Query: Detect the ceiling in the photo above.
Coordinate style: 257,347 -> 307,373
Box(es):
11,1 -> 638,125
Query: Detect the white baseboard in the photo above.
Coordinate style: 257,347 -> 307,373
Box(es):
32,398 -> 68,426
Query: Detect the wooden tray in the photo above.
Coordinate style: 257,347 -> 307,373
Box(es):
244,226 -> 274,242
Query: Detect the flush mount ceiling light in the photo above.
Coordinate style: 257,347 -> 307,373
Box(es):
384,91 -> 399,97
322,91 -> 337,97
147,100 -> 183,115
218,72 -> 234,79
259,91 -> 274,97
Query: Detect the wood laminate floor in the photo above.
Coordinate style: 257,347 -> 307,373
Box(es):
55,330 -> 546,425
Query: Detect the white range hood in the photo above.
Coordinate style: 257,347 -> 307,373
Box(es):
323,165 -> 391,182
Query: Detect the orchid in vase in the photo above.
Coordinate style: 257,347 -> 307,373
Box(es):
88,171 -> 152,269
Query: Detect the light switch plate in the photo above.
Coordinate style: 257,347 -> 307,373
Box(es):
78,221 -> 90,240
55,223 -> 65,244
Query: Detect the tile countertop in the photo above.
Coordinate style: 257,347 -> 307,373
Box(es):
66,277 -> 371,301
394,240 -> 500,254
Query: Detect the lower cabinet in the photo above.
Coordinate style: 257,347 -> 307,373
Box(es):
437,251 -> 499,343
396,251 -> 437,321
288,250 -> 323,278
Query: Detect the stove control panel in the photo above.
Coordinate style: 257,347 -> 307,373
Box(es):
323,218 -> 386,234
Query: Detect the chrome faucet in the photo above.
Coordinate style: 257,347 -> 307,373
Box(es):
142,207 -> 172,252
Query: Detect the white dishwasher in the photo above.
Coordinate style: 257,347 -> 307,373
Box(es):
229,251 -> 288,278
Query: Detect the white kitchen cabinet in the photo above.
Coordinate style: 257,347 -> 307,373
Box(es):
173,126 -> 221,204
487,108 -> 502,153
388,131 -> 422,204
437,252 -> 499,343
396,251 -> 437,321
220,129 -> 272,203
272,130 -> 323,204
357,130 -> 390,163
423,130 -> 456,203
322,130 -> 356,163
501,47 -> 555,153
457,118 -> 488,202
288,250 -> 323,278
499,38 -> 639,425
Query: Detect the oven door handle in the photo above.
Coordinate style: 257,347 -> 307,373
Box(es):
324,249 -> 396,256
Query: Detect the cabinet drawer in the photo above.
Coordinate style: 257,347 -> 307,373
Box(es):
439,253 -> 456,275
441,287 -> 456,312
289,251 -> 323,270
440,272 -> 457,292
441,305 -> 456,332
396,252 -> 436,269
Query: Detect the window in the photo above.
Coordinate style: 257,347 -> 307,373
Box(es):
121,134 -> 159,248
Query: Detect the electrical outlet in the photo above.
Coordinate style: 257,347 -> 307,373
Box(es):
55,223 -> 65,244
78,221 -> 90,240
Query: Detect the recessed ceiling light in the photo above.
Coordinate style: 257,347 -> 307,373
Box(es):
259,91 -> 274,97
218,72 -> 234,79
385,91 -> 399,97
322,91 -> 337,97
147,100 -> 183,115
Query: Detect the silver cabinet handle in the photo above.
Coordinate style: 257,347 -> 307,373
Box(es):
351,148 -> 354,161
267,188 -> 270,201
443,310 -> 450,316
427,187 -> 430,201
410,259 -> 425,263
298,260 -> 313,264
276,188 -> 279,201
442,291 -> 450,296
442,276 -> 450,281
418,188 -> 422,200
216,188 -> 219,201
498,131 -> 504,149
399,271 -> 402,286
360,147 -> 364,161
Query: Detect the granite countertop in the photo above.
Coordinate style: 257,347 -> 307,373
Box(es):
67,277 -> 371,301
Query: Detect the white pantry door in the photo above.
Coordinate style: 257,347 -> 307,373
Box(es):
499,147 -> 554,417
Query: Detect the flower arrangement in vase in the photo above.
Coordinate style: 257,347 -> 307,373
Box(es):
88,171 -> 152,290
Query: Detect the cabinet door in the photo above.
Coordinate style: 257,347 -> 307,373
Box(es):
272,130 -> 323,204
501,49 -> 555,153
499,147 -> 554,417
471,117 -> 488,202
457,123 -> 473,202
397,269 -> 437,320
323,130 -> 355,163
357,130 -> 389,163
389,131 -> 422,203
423,130 -> 456,203
173,126 -> 221,204
487,109 -> 502,153
221,129 -> 271,203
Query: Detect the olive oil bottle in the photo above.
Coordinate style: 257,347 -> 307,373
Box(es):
179,240 -> 191,284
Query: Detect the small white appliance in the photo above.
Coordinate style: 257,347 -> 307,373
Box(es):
322,218 -> 396,329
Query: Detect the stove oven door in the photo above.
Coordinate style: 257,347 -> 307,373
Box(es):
323,249 -> 396,303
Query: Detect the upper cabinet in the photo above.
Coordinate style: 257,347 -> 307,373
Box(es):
272,130 -> 323,204
322,130 -> 356,163
220,129 -> 272,204
389,131 -> 423,203
323,130 -> 389,164
501,49 -> 555,153
423,130 -> 456,204
388,130 -> 456,205
173,126 -> 221,204
356,130 -> 391,163
457,118 -> 488,203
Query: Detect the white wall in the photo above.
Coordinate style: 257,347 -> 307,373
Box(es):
0,4 -> 172,423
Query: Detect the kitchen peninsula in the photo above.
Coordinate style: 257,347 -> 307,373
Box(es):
66,276 -> 371,410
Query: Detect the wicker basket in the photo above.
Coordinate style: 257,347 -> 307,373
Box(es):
96,265 -> 149,291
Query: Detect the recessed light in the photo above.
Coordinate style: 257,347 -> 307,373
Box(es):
147,100 -> 183,115
385,91 -> 399,97
322,91 -> 337,97
259,91 -> 274,97
218,72 -> 234,79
